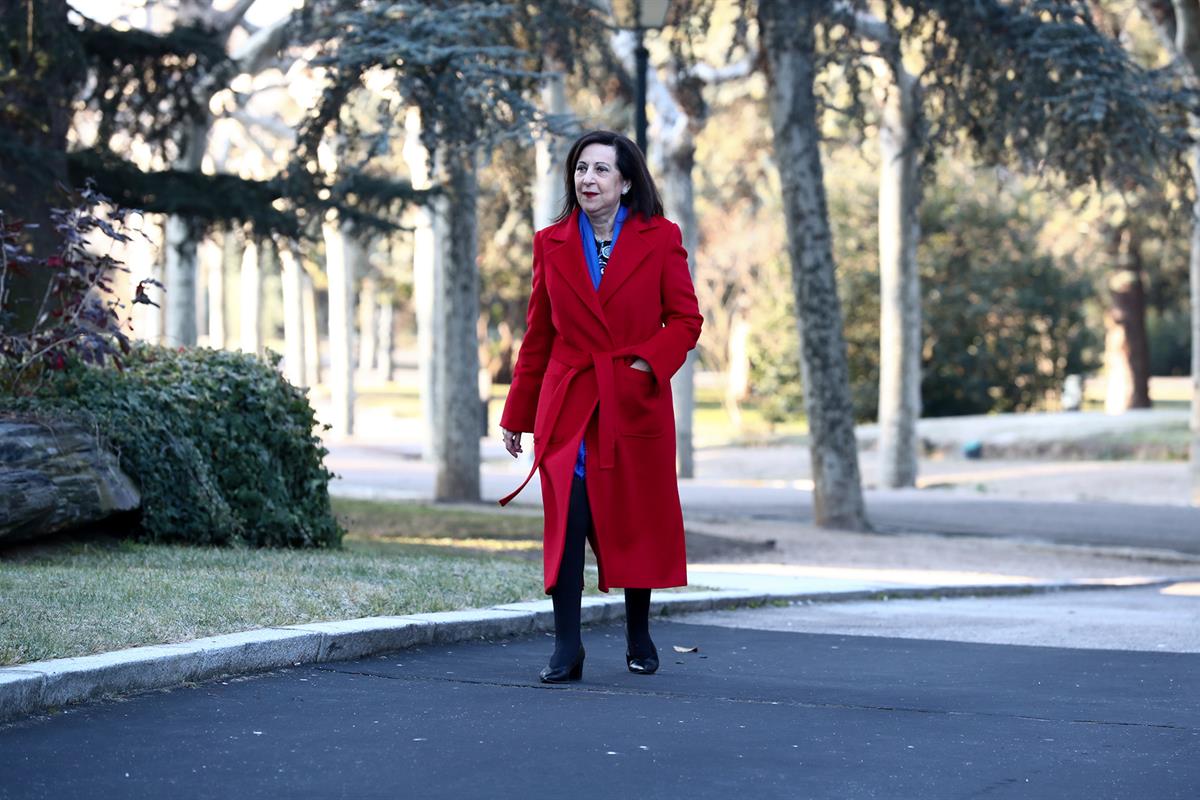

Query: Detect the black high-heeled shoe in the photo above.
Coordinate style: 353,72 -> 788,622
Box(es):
540,645 -> 585,683
625,642 -> 659,675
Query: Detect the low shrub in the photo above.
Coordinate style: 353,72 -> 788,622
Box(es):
8,345 -> 343,548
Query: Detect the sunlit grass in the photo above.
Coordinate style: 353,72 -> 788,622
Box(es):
0,498 -> 551,666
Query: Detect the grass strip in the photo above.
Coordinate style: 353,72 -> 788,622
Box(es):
0,537 -> 548,667
0,498 -> 554,666
0,497 -> 714,666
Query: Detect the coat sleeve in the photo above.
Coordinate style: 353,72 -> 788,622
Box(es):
635,221 -> 703,389
500,231 -> 555,433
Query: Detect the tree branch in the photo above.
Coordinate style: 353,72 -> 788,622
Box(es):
1137,0 -> 1178,51
608,29 -> 688,157
215,0 -> 260,36
690,53 -> 757,84
231,8 -> 299,74
834,0 -> 897,49
1172,0 -> 1200,74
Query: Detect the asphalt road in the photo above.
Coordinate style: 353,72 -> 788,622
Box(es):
4,620 -> 1197,799
681,585 -> 1200,653
682,483 -> 1200,556
324,445 -> 1200,556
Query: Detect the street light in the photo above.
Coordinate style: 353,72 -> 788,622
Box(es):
611,0 -> 672,158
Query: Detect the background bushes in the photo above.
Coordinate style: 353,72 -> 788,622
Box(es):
747,177 -> 1100,424
10,346 -> 343,548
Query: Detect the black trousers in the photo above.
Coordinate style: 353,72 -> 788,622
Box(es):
551,474 -> 654,662
557,474 -> 593,592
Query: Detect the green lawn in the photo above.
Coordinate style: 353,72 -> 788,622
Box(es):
691,386 -> 807,446
0,498 -> 555,666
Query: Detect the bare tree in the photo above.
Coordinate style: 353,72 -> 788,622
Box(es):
322,213 -> 359,437
163,0 -> 286,347
1131,0 -> 1200,502
279,244 -> 307,386
851,10 -> 924,489
302,272 -> 320,388
403,107 -> 444,462
757,0 -> 870,529
1102,225 -> 1153,412
610,27 -> 753,478
533,58 -> 568,230
239,237 -> 261,355
434,155 -> 482,501
357,273 -> 378,377
376,291 -> 395,381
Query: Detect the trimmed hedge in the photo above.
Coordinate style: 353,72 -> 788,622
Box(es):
6,345 -> 343,548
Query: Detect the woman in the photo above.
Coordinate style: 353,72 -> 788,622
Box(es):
498,130 -> 703,683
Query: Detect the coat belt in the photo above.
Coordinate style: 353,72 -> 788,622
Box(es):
498,340 -> 637,507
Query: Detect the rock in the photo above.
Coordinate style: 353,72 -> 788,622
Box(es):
0,419 -> 140,544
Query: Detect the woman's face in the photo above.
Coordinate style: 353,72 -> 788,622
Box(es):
574,143 -> 630,221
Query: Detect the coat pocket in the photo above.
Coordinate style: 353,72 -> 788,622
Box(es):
615,362 -> 666,438
533,360 -> 571,443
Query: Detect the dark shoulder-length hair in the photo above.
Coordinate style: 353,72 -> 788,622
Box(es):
554,130 -> 664,223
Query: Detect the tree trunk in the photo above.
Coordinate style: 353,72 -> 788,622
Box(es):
612,27 -> 701,478
357,275 -> 378,378
1104,266 -> 1153,413
404,107 -> 443,462
163,116 -> 210,347
302,272 -> 320,388
413,203 -> 442,460
434,155 -> 482,502
128,217 -> 163,343
1190,136 -> 1200,504
1137,1 -> 1200,503
323,217 -> 358,436
239,238 -> 262,355
0,0 -> 82,333
0,419 -> 140,544
201,234 -> 225,349
534,59 -> 567,230
663,138 -> 699,478
220,226 -> 242,348
876,64 -> 923,488
758,0 -> 869,530
376,293 -> 395,381
279,245 -> 306,386
726,294 -> 751,433
164,215 -> 199,347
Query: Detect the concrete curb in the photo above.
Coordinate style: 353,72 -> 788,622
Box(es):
0,576 -> 1180,724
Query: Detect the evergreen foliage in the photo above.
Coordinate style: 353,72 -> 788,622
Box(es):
751,165 -> 1099,422
891,0 -> 1195,187
78,20 -> 228,150
296,0 -> 608,170
64,147 -> 428,237
13,3 -> 428,241
915,187 -> 1098,416
5,346 -> 343,549
66,148 -> 300,237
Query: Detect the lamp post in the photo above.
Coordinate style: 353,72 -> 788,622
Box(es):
612,0 -> 672,158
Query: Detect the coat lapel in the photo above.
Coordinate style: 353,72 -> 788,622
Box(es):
545,211 -> 610,337
598,214 -> 657,308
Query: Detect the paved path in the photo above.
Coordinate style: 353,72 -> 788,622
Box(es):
4,608 -> 1198,799
325,444 -> 1200,556
683,584 -> 1200,653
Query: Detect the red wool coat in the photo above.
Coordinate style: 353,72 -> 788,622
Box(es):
498,209 -> 703,594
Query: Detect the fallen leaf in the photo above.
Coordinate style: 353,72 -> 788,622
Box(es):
672,645 -> 699,653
